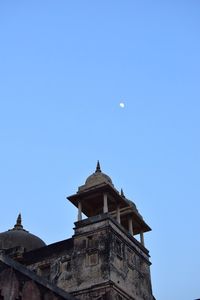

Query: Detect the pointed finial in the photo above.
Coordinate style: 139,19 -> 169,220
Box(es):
14,213 -> 23,230
121,188 -> 125,198
17,213 -> 21,225
96,160 -> 101,173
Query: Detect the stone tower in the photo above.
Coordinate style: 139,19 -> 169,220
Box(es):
65,162 -> 155,300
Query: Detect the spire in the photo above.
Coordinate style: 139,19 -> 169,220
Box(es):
14,213 -> 23,230
121,188 -> 125,198
95,160 -> 101,173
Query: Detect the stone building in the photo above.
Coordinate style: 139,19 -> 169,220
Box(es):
0,162 -> 155,300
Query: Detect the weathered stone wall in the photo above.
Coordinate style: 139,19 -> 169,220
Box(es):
24,215 -> 154,300
109,229 -> 153,300
70,215 -> 153,300
27,218 -> 111,295
0,267 -> 68,300
72,285 -> 136,300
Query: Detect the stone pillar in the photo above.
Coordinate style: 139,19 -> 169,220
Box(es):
103,193 -> 108,213
140,231 -> 145,246
78,201 -> 82,221
128,215 -> 133,235
116,204 -> 121,224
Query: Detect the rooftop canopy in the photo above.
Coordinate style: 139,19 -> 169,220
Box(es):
67,162 -> 151,235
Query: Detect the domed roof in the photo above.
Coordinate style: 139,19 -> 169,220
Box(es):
84,161 -> 114,189
0,214 -> 46,252
120,189 -> 141,215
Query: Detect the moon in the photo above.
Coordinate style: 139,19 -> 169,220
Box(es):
119,102 -> 125,108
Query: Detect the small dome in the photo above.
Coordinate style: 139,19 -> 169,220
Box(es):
84,161 -> 114,188
120,189 -> 141,216
0,214 -> 46,252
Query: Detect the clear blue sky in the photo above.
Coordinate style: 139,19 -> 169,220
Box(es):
0,1 -> 200,299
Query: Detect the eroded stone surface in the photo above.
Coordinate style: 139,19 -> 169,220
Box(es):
24,215 -> 154,300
